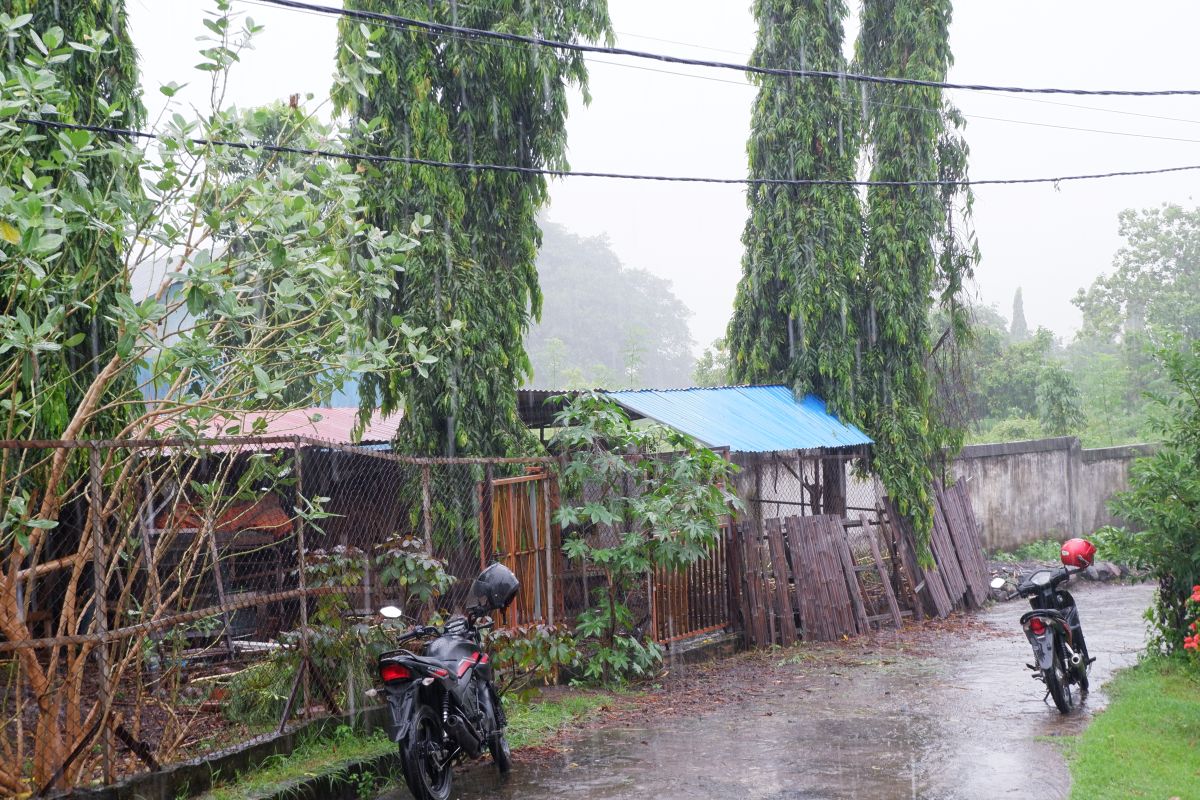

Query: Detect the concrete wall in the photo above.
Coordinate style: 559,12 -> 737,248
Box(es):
950,437 -> 1156,552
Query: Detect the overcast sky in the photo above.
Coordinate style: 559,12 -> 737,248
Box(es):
129,0 -> 1200,353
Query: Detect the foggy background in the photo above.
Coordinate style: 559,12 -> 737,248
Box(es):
129,0 -> 1200,354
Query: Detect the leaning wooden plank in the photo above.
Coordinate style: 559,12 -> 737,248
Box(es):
765,518 -> 798,646
738,524 -> 768,648
892,496 -> 953,619
956,480 -> 993,604
784,516 -> 819,641
936,483 -> 978,608
881,492 -> 951,618
944,482 -> 990,608
809,517 -> 846,640
931,492 -> 968,607
865,515 -> 903,628
816,516 -> 857,638
795,516 -> 835,641
835,518 -> 871,635
755,524 -> 779,646
878,500 -> 924,621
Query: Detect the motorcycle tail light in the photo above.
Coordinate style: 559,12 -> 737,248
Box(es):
379,663 -> 412,682
1029,618 -> 1046,635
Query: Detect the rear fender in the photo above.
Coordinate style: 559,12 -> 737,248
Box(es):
383,682 -> 418,743
1022,613 -> 1069,670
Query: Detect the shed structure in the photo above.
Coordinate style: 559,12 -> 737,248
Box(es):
604,385 -> 877,525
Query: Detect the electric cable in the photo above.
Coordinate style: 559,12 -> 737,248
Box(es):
235,0 -> 1200,137
250,0 -> 1200,97
14,116 -> 1200,188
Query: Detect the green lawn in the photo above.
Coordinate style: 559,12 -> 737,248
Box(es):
504,690 -> 619,749
1070,658 -> 1200,799
196,690 -> 618,800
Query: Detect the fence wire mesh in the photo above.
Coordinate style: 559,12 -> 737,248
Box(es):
0,436 -> 553,794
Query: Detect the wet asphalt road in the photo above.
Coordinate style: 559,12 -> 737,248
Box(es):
378,580 -> 1155,800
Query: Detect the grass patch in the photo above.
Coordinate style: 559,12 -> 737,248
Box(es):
504,690 -> 620,749
992,538 -> 1063,563
1069,657 -> 1200,799
197,725 -> 394,800
193,691 -> 617,799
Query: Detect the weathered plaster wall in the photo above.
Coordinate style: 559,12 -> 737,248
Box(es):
950,437 -> 1156,552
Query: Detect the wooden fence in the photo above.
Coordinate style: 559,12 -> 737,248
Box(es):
730,480 -> 990,646
649,521 -> 731,643
479,467 -> 563,626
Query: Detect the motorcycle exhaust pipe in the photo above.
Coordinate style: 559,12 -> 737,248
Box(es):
445,714 -> 483,758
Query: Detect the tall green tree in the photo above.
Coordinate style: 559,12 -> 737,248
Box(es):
728,0 -> 976,549
333,2 -> 611,456
1,0 -> 143,439
855,0 -> 975,541
727,0 -> 864,417
1010,287 -> 1029,341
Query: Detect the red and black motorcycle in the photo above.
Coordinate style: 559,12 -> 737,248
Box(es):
374,564 -> 518,800
1014,538 -> 1096,713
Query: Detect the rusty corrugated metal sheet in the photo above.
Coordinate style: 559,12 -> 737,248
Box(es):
604,385 -> 871,453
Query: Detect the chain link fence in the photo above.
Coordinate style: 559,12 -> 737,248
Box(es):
0,436 -> 554,794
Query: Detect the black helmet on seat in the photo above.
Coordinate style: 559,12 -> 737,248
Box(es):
468,563 -> 519,615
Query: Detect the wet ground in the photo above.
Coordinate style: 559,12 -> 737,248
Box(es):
378,580 -> 1155,800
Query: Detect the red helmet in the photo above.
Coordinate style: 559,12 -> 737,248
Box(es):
1061,538 -> 1096,569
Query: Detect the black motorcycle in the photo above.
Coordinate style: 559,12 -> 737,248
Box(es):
1014,555 -> 1094,713
375,563 -> 519,800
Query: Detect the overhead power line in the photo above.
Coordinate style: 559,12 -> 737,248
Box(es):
15,116 -> 1200,188
579,59 -> 1200,145
252,0 -> 1200,97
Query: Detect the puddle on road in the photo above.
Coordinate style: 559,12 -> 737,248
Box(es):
378,581 -> 1155,800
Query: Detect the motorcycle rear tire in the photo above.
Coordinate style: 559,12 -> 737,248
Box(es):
1045,644 -> 1074,714
401,705 -> 454,800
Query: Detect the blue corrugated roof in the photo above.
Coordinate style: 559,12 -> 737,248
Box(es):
604,386 -> 872,453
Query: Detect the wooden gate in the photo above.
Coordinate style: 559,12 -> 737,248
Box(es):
479,468 -> 562,626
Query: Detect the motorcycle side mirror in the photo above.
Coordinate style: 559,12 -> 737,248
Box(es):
990,577 -> 1007,590
379,605 -> 404,619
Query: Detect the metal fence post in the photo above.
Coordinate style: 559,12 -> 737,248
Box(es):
88,445 -> 113,785
294,437 -> 310,718
421,465 -> 433,555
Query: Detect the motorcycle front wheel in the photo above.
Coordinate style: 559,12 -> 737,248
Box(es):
1044,643 -> 1074,714
401,705 -> 454,800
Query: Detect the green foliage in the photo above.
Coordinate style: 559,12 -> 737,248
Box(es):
527,223 -> 695,389
551,393 -> 739,684
990,538 -> 1064,563
0,0 -> 143,441
485,623 -> 579,695
728,0 -> 864,410
1095,341 -> 1200,653
333,3 -> 612,456
971,417 -> 1043,444
372,533 -> 455,608
1010,288 -> 1029,342
573,602 -> 663,683
1064,202 -> 1200,446
855,0 -> 976,551
692,338 -> 730,388
502,690 -> 618,750
728,0 -> 977,557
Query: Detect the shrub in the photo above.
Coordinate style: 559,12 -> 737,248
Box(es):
1095,341 -> 1200,654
